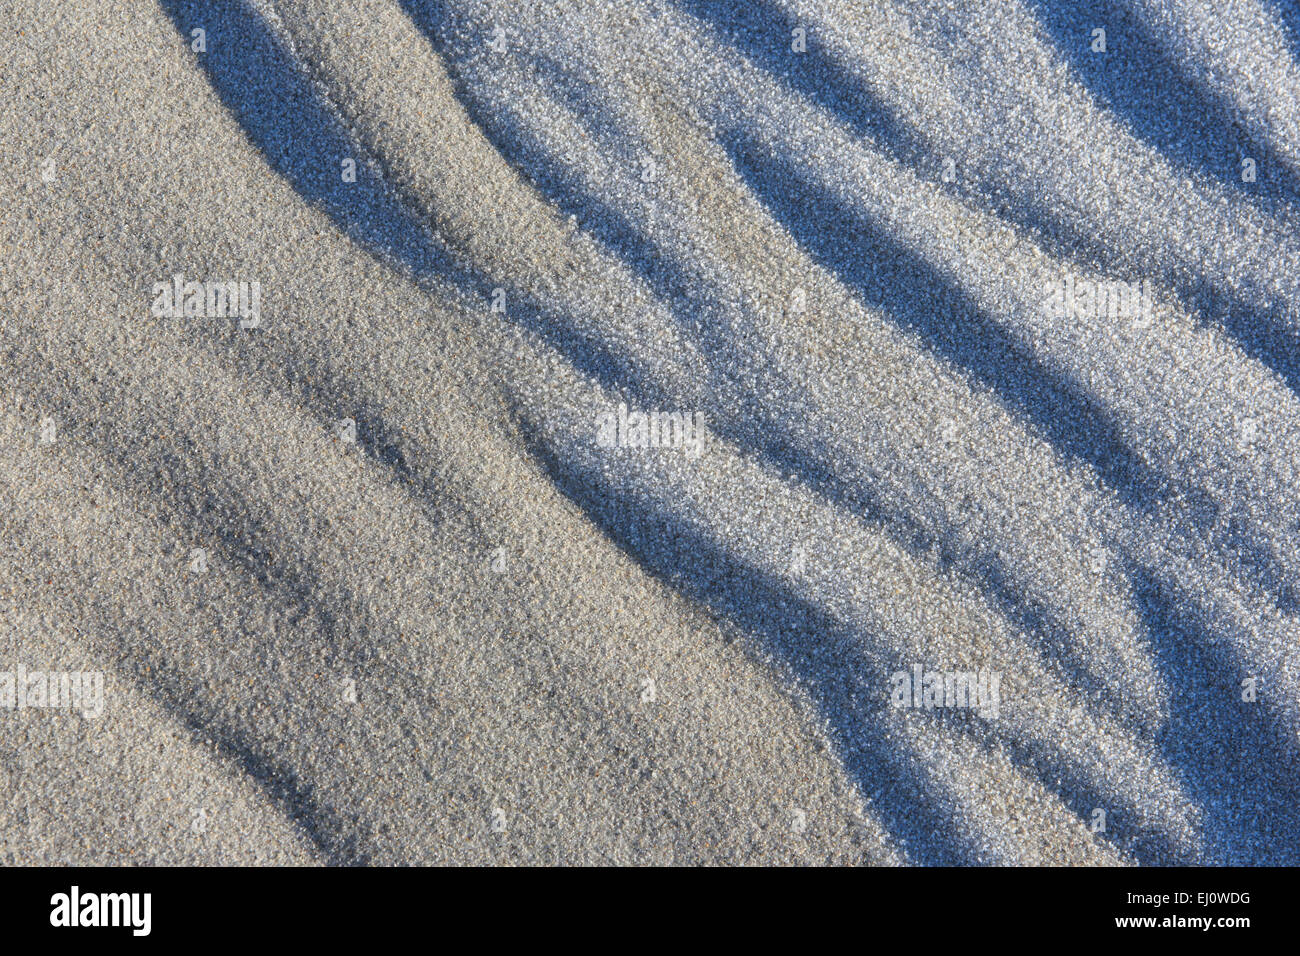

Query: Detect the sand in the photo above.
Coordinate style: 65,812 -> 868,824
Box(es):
1,0 -> 1297,865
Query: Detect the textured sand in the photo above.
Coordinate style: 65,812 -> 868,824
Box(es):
1,0 -> 1298,864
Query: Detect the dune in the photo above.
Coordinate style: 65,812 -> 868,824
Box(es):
2,0 -> 1298,864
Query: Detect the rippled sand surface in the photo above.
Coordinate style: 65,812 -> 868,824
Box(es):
2,0 -> 1299,864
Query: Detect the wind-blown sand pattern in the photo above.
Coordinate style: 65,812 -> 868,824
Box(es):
2,0 -> 1298,865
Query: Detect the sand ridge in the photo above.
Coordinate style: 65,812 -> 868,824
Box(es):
2,0 -> 1298,864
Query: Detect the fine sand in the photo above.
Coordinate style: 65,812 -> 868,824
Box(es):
2,0 -> 1299,864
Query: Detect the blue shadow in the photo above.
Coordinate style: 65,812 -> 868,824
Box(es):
1128,563 -> 1300,864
